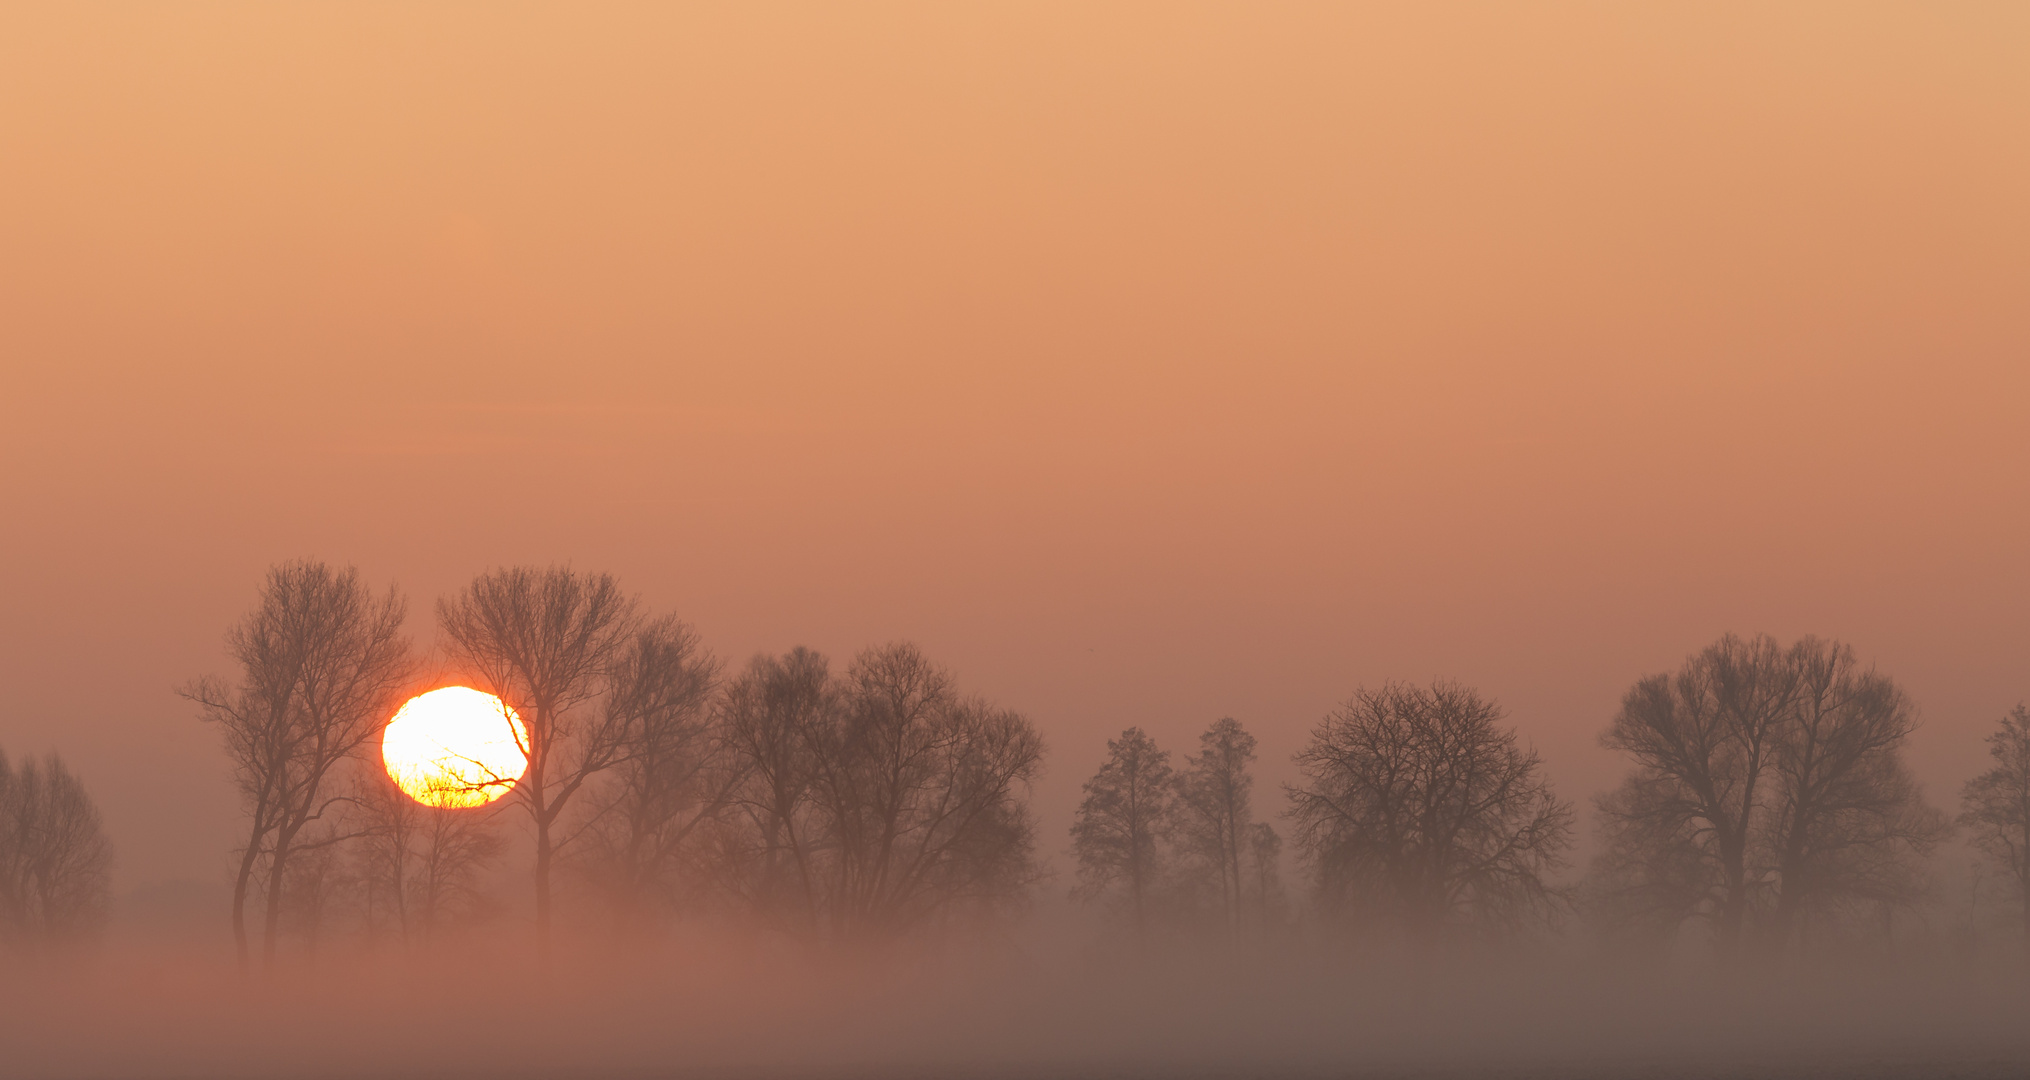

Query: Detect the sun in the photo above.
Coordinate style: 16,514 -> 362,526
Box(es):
382,686 -> 528,808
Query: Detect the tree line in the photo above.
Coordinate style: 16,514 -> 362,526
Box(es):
167,562 -> 2030,964
18,558 -> 2030,967
1075,634 -> 2030,961
183,561 -> 1046,969
1067,634 -> 2030,964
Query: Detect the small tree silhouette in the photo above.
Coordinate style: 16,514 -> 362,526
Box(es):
1175,718 -> 1258,938
1960,705 -> 2030,946
0,750 -> 113,945
1070,727 -> 1176,932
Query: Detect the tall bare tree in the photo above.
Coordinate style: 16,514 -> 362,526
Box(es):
0,750 -> 114,945
1288,681 -> 1572,944
437,565 -> 640,953
1763,639 -> 1949,944
716,647 -> 834,930
817,643 -> 1045,935
1960,705 -> 2030,943
1069,727 -> 1177,931
1174,717 -> 1257,935
573,616 -> 735,928
1591,634 -> 1796,954
183,560 -> 412,969
1590,634 -> 1946,958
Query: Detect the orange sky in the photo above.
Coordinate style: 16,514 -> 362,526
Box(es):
2,3 -> 2026,892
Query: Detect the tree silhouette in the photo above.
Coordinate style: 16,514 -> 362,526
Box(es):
1069,727 -> 1177,932
1764,639 -> 1948,943
1288,681 -> 1572,945
183,560 -> 412,969
574,616 -> 735,929
437,565 -> 641,957
716,647 -> 834,931
1959,705 -> 2030,945
717,643 -> 1045,938
1590,634 -> 1947,958
1174,718 -> 1257,936
1593,634 -> 1791,956
819,643 -> 1045,934
0,750 -> 113,945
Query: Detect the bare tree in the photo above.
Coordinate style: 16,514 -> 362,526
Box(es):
1590,634 -> 1947,959
715,647 -> 834,930
0,750 -> 114,945
572,616 -> 736,929
1763,638 -> 1949,945
1174,717 -> 1257,935
183,561 -> 413,969
717,643 -> 1046,939
437,565 -> 641,954
1960,705 -> 2030,944
1288,681 -> 1573,945
1069,727 -> 1177,932
1593,634 -> 1797,956
817,643 -> 1045,935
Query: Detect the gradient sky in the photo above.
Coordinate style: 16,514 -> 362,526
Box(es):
2,3 -> 2026,893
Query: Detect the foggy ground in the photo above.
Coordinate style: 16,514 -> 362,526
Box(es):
10,924 -> 2030,1080
37,844 -> 2030,1080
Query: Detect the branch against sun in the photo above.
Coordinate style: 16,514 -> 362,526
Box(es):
380,687 -> 529,809
436,565 -> 643,956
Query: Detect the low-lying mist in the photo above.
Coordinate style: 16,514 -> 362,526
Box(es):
10,922 -> 2030,1079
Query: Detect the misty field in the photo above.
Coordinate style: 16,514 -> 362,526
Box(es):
6,3 -> 2030,1079
6,939 -> 2030,1079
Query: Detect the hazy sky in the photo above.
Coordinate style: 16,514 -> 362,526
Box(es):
2,3 -> 2026,893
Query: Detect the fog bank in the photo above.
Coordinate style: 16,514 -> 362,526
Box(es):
9,933 -> 2030,1079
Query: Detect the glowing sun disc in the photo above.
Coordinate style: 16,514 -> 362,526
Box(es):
382,687 -> 528,808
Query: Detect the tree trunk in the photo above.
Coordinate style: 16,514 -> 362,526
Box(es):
230,828 -> 263,972
1770,832 -> 1812,959
534,812 -> 553,964
1717,737 -> 1767,960
1130,859 -> 1145,936
1715,825 -> 1752,958
262,827 -> 294,969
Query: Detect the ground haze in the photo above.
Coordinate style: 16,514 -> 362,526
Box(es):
1,3 -> 2026,1077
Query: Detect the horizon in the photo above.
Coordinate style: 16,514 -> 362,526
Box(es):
2,4 -> 2027,1077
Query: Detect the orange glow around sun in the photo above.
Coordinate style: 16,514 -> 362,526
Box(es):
381,686 -> 529,808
